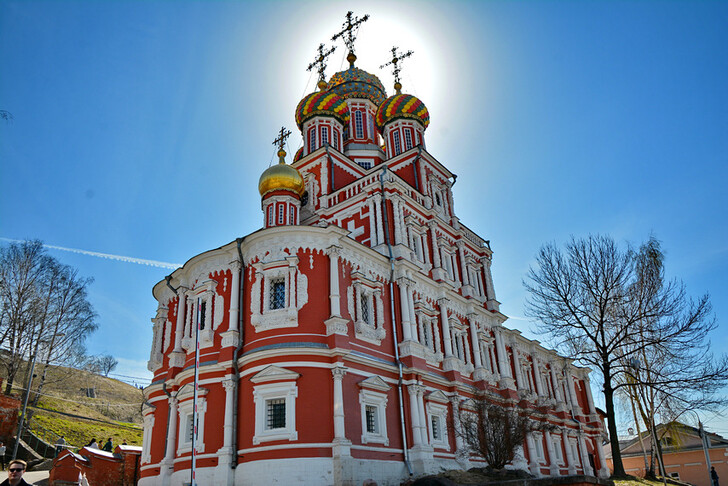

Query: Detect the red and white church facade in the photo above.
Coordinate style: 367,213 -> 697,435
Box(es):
140,16 -> 609,486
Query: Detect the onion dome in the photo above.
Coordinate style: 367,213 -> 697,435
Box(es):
293,147 -> 303,162
375,89 -> 430,130
295,90 -> 350,130
327,67 -> 387,105
258,149 -> 305,197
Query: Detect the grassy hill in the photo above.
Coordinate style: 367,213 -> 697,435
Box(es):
2,357 -> 144,450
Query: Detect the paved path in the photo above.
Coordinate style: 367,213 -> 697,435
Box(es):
0,469 -> 50,485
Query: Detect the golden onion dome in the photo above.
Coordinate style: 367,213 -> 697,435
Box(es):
258,149 -> 305,197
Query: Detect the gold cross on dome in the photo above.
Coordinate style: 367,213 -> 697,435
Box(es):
307,43 -> 337,84
273,127 -> 291,152
380,46 -> 414,86
331,11 -> 369,56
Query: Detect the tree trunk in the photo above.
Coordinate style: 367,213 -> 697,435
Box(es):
604,372 -> 626,477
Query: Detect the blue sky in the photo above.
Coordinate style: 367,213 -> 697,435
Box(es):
1,1 -> 726,436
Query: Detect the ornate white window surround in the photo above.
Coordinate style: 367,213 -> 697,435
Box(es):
347,271 -> 385,345
177,387 -> 208,455
250,256 -> 308,332
181,279 -> 224,350
358,376 -> 390,446
148,305 -> 168,372
533,432 -> 546,464
141,404 -> 155,464
251,365 -> 300,445
426,397 -> 450,450
414,303 -> 443,364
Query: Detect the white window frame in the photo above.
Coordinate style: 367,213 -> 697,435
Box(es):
533,432 -> 546,464
333,128 -> 339,150
552,435 -> 564,465
393,130 -> 402,155
177,388 -> 208,455
404,128 -> 413,150
426,401 -> 450,449
253,381 -> 298,444
267,205 -> 273,226
359,388 -> 389,445
354,110 -> 364,139
289,205 -> 295,225
278,203 -> 285,225
141,408 -> 155,464
321,125 -> 329,146
309,127 -> 317,152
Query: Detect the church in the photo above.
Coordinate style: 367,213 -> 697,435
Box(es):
140,12 -> 609,486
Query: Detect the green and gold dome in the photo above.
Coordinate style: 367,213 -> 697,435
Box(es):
375,89 -> 430,130
295,89 -> 350,129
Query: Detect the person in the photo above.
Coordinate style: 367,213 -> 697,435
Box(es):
102,438 -> 113,452
1,459 -> 30,486
55,435 -> 66,456
712,466 -> 720,486
86,438 -> 99,449
0,442 -> 6,470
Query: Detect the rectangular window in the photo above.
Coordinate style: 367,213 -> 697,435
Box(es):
355,111 -> 364,139
309,128 -> 317,151
321,126 -> 329,146
404,129 -> 413,150
278,204 -> 284,224
267,206 -> 273,226
333,129 -> 339,149
266,398 -> 286,429
289,206 -> 295,224
270,278 -> 285,310
365,405 -> 378,433
431,415 -> 441,440
361,294 -> 370,324
184,414 -> 195,443
358,160 -> 372,169
368,114 -> 375,140
197,300 -> 206,330
393,130 -> 402,155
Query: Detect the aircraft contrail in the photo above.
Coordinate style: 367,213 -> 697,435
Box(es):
0,237 -> 182,270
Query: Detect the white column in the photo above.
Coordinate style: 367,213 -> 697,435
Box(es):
469,319 -> 483,370
482,256 -> 496,301
577,434 -> 594,476
457,243 -> 469,287
328,246 -> 341,317
533,358 -> 545,397
163,397 -> 178,464
438,299 -> 453,357
494,328 -> 511,379
416,389 -> 428,446
368,198 -> 377,246
408,385 -> 422,446
429,223 -> 441,268
544,430 -> 559,475
563,430 -> 577,475
221,378 -> 235,450
595,436 -> 609,478
204,292 -> 213,330
583,374 -> 597,415
550,365 -> 563,403
228,261 -> 241,332
174,290 -> 186,352
332,367 -> 347,440
374,194 -> 384,246
407,283 -> 417,340
449,396 -> 464,455
287,261 -> 297,309
512,349 -> 526,390
393,198 -> 403,245
399,282 -> 413,341
526,433 -> 541,475
566,371 -> 580,414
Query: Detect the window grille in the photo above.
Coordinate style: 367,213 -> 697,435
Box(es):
289,206 -> 295,224
278,204 -> 284,224
333,129 -> 339,149
267,206 -> 273,226
266,398 -> 286,429
321,126 -> 328,146
361,295 -> 370,324
404,129 -> 413,150
270,278 -> 285,310
355,111 -> 364,139
365,405 -> 378,433
393,130 -> 402,155
431,415 -> 440,440
309,128 -> 317,151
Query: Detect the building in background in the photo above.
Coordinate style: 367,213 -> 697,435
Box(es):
140,13 -> 607,486
606,422 -> 728,486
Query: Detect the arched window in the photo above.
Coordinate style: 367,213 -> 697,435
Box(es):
368,114 -> 375,141
309,128 -> 317,152
393,130 -> 402,156
354,111 -> 364,139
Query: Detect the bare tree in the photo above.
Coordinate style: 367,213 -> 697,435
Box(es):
453,393 -> 549,470
524,235 -> 727,478
1,240 -> 98,396
97,354 -> 118,377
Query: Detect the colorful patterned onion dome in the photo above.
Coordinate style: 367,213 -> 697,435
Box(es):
258,150 -> 305,197
295,91 -> 350,130
375,93 -> 430,130
327,67 -> 387,105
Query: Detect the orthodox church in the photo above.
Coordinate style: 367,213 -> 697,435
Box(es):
141,12 -> 609,486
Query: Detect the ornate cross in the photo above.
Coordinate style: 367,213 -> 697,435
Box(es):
380,46 -> 414,88
307,43 -> 337,86
273,127 -> 291,152
331,11 -> 369,56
